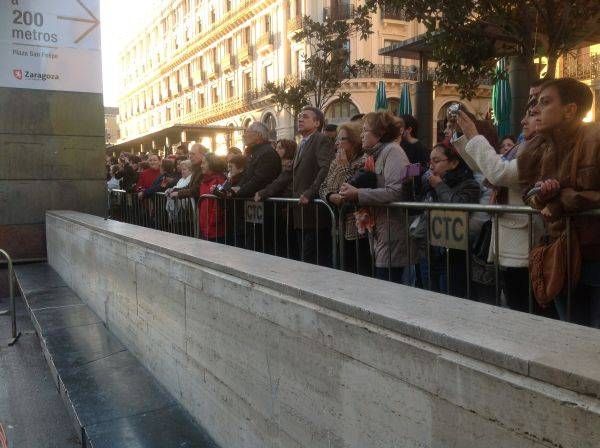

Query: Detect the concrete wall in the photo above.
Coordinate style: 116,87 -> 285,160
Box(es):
0,88 -> 105,260
47,210 -> 600,448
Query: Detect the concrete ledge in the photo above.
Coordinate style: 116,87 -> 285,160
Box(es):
46,210 -> 600,447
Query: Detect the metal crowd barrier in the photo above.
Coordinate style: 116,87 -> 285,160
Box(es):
0,249 -> 20,346
107,190 -> 599,324
197,195 -> 338,268
108,190 -> 198,237
342,202 -> 600,322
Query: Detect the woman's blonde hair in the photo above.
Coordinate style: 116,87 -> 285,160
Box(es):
337,121 -> 363,154
363,111 -> 403,143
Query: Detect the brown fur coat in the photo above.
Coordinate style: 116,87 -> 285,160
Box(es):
518,122 -> 600,261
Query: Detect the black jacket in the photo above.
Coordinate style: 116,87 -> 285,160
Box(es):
236,142 -> 281,197
423,165 -> 480,204
117,164 -> 138,192
258,160 -> 294,199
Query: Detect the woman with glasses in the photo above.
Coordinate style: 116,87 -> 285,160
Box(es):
421,141 -> 480,297
338,111 -> 411,283
319,121 -> 370,274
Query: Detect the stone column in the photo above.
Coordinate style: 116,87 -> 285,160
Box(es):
508,56 -> 536,135
0,88 -> 105,260
415,53 -> 433,149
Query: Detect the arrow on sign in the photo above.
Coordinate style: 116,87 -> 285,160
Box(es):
57,0 -> 99,44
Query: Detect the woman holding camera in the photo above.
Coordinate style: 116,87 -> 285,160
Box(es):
339,111 -> 411,283
452,108 -> 546,311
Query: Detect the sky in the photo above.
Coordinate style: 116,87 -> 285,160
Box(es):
101,0 -> 160,107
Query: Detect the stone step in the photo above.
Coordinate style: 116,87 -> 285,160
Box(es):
14,263 -> 218,448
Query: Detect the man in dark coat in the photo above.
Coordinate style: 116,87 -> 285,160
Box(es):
232,122 -> 281,253
293,106 -> 335,265
234,122 -> 281,198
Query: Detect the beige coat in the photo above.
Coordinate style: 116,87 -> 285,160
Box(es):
357,142 -> 411,268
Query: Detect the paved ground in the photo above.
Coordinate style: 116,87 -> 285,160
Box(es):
0,296 -> 79,448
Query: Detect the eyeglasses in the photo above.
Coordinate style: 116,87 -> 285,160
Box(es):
430,158 -> 449,164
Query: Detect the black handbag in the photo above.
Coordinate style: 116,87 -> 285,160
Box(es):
471,220 -> 495,286
348,169 -> 377,189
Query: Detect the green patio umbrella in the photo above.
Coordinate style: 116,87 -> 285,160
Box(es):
492,58 -> 512,137
398,83 -> 412,116
374,81 -> 388,111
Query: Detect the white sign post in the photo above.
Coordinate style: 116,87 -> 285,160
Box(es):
0,0 -> 101,93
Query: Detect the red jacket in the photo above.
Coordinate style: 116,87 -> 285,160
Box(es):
198,171 -> 226,239
136,168 -> 160,192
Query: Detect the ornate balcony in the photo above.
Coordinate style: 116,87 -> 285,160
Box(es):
182,89 -> 272,125
221,54 -> 236,73
382,6 -> 407,21
284,74 -> 300,86
562,52 -> 599,81
191,70 -> 203,86
238,45 -> 253,65
206,63 -> 220,80
256,33 -> 274,55
180,75 -> 193,92
287,15 -> 303,33
354,64 -> 422,80
323,3 -> 354,21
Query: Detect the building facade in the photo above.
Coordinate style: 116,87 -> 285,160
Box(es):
559,43 -> 599,123
117,0 -> 491,153
105,107 -> 121,146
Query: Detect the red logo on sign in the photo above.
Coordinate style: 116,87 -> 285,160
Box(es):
13,69 -> 23,80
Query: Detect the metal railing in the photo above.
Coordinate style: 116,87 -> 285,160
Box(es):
0,249 -> 20,346
382,6 -> 407,20
109,190 -> 198,237
562,53 -> 599,81
337,201 -> 600,324
354,64 -> 436,81
197,195 -> 338,267
107,190 -> 600,325
323,3 -> 355,21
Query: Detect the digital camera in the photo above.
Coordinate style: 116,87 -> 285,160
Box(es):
447,103 -> 461,117
213,180 -> 232,197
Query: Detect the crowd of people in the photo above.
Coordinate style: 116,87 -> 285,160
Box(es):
106,77 -> 600,328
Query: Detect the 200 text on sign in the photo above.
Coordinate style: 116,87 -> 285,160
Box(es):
0,0 -> 101,93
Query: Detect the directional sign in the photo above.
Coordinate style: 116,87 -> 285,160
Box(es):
0,0 -> 101,93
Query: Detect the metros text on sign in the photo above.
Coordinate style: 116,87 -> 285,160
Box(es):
0,0 -> 101,93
